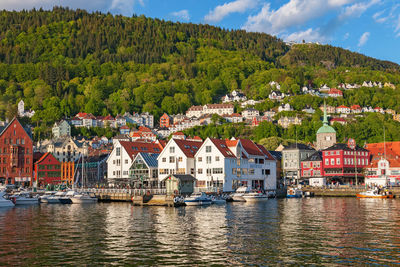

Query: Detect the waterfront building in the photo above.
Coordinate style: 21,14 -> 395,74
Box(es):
52,120 -> 71,138
34,152 -> 61,186
107,140 -> 163,186
0,117 -> 33,186
157,138 -> 203,181
194,138 -> 277,192
163,174 -> 196,196
316,103 -> 336,150
129,152 -> 159,188
301,151 -> 325,186
322,143 -> 370,185
365,142 -> 400,186
282,143 -> 315,184
61,161 -> 75,185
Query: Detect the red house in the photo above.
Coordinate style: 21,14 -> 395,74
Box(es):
34,153 -> 62,186
160,113 -> 172,128
301,152 -> 323,178
322,143 -> 370,184
0,118 -> 33,186
328,88 -> 343,97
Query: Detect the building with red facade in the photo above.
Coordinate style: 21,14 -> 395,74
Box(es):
34,152 -> 62,186
322,143 -> 370,185
0,118 -> 33,186
159,113 -> 172,128
301,152 -> 324,186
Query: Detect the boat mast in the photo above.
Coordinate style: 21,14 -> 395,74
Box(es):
384,126 -> 387,187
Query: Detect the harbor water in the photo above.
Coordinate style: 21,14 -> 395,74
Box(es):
1,198 -> 400,266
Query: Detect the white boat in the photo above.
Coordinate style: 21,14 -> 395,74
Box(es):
231,186 -> 251,202
39,191 -> 56,203
46,191 -> 67,204
184,192 -> 212,206
9,192 -> 39,205
0,190 -> 14,208
242,192 -> 268,202
211,195 -> 227,204
69,191 -> 98,204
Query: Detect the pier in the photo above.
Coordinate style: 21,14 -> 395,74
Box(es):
305,186 -> 400,197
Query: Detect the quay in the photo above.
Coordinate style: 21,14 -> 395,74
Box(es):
305,187 -> 400,197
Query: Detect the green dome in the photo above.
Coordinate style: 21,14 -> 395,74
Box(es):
317,124 -> 336,134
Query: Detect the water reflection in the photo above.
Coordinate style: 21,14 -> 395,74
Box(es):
0,199 -> 399,265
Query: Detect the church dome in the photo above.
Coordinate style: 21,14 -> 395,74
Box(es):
317,124 -> 336,134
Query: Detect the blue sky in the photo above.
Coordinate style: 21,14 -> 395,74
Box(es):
1,0 -> 400,64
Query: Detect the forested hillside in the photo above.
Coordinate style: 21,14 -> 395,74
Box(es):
0,7 -> 400,143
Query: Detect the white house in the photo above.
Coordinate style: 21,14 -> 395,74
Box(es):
186,104 -> 234,118
336,105 -> 351,114
107,140 -> 163,185
194,138 -> 277,192
222,90 -> 247,103
269,91 -> 285,101
157,138 -> 203,181
241,108 -> 260,120
17,100 -> 35,118
278,103 -> 293,112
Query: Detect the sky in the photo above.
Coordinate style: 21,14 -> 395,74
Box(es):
0,0 -> 399,64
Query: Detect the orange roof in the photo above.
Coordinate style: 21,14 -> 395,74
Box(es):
119,141 -> 163,160
351,105 -> 361,109
173,139 -> 203,157
173,132 -> 185,136
337,105 -> 349,109
209,138 -> 237,158
366,142 -> 400,168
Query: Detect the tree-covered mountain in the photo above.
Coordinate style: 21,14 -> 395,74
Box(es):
0,7 -> 399,143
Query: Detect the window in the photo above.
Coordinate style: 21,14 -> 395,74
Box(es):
206,156 -> 212,164
116,147 -> 121,156
26,158 -> 30,164
249,169 -> 255,175
16,139 -> 19,145
169,156 -> 175,163
206,168 -> 212,175
213,168 -> 223,174
198,157 -> 202,162
206,146 -> 212,153
215,156 -> 220,161
25,167 -> 29,173
331,159 -> 334,165
125,159 -> 128,164
170,146 -> 175,153
116,159 -> 121,166
325,159 -> 329,165
198,168 -> 203,174
123,171 -> 128,175
336,151 -> 339,155
162,157 -> 166,162
336,158 -> 340,165
264,169 -> 270,175
178,157 -> 183,162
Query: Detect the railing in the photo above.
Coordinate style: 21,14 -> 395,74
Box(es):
77,188 -> 166,196
194,187 -> 222,193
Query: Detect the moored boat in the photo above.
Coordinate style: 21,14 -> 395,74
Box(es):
356,190 -> 395,199
69,191 -> 98,204
9,192 -> 39,205
211,195 -> 227,204
0,190 -> 14,208
184,192 -> 212,206
287,187 -> 302,198
231,186 -> 251,202
242,192 -> 268,202
39,191 -> 56,203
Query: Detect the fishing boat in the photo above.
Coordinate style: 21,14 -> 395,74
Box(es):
9,192 -> 39,205
0,190 -> 14,208
184,192 -> 212,206
231,186 -> 251,202
242,192 -> 268,202
286,187 -> 302,198
356,189 -> 395,199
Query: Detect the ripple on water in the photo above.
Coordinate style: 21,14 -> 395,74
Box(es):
0,198 -> 400,265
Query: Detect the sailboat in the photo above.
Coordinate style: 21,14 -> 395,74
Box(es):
69,154 -> 98,204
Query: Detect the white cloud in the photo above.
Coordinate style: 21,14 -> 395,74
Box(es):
358,31 -> 370,46
344,32 -> 350,39
109,0 -> 144,16
395,15 -> 400,34
340,0 -> 380,19
242,0 -> 356,34
170,10 -> 190,21
284,28 -> 327,43
372,10 -> 387,23
204,0 -> 258,23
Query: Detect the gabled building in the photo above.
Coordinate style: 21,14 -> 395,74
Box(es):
351,105 -> 362,113
269,90 -> 285,100
159,113 -> 172,128
278,116 -> 302,128
129,152 -> 159,188
241,108 -> 260,120
186,104 -> 234,118
278,103 -> 293,112
194,138 -> 277,192
316,103 -> 336,150
0,117 -> 34,186
222,90 -> 247,103
157,138 -> 203,181
34,152 -> 61,186
107,140 -> 163,185
336,105 -> 351,114
328,88 -> 343,97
